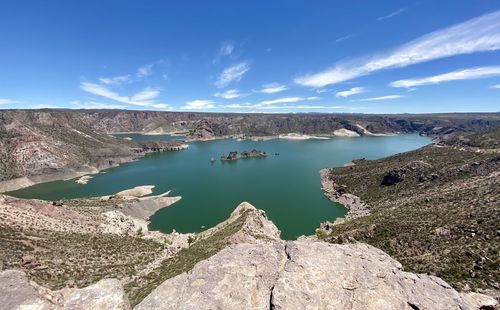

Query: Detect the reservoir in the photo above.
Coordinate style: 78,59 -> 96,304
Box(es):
8,134 -> 431,239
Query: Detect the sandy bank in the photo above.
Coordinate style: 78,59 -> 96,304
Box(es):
75,175 -> 94,184
0,156 -> 139,193
116,185 -> 156,198
333,129 -> 360,137
279,133 -> 330,140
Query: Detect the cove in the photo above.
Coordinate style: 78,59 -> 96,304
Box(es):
7,134 -> 431,239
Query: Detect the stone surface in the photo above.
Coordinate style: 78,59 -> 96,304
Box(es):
1,199 -> 497,309
0,270 -> 55,310
320,169 -> 371,220
0,270 -> 130,310
272,241 -> 497,310
135,240 -> 497,310
135,242 -> 287,310
61,279 -> 131,310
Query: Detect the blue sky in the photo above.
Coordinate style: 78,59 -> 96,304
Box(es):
0,0 -> 499,113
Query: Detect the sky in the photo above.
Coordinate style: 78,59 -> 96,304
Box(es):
0,0 -> 499,114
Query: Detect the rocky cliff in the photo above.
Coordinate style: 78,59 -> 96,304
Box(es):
0,196 -> 496,309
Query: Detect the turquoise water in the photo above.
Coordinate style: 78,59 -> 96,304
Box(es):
8,134 -> 431,239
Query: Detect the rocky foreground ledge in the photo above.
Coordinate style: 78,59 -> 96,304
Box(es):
0,197 -> 496,309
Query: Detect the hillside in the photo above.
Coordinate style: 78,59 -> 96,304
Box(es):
318,130 -> 500,297
0,196 -> 496,309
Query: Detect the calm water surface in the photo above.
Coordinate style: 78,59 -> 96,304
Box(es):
8,134 -> 431,239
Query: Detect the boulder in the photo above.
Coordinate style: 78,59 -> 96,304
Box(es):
381,169 -> 405,186
136,241 -> 496,309
135,242 -> 287,310
0,270 -> 130,310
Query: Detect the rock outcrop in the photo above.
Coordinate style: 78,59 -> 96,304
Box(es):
1,199 -> 497,309
320,169 -> 371,220
135,242 -> 287,310
0,269 -> 130,310
135,240 -> 496,309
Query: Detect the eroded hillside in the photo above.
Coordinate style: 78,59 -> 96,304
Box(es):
319,130 -> 500,296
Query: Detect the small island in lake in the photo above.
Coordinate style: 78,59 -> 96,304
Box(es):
221,149 -> 268,161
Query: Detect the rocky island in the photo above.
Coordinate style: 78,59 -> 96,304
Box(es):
137,140 -> 189,153
220,149 -> 267,161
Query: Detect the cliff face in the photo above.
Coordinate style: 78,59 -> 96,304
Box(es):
0,196 -> 496,309
0,110 -> 138,188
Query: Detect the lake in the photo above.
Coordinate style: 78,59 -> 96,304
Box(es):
7,134 -> 431,239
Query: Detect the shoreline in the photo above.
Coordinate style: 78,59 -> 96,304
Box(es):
319,168 -> 371,224
0,155 -> 140,193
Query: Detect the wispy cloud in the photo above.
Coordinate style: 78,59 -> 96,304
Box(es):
181,99 -> 216,110
260,96 -> 319,106
336,87 -> 366,98
98,75 -> 131,85
316,88 -> 331,94
213,41 -> 235,63
260,83 -> 288,94
215,62 -> 250,88
71,101 -> 127,109
295,11 -> 500,87
0,98 -> 22,105
391,66 -> 500,88
80,82 -> 169,109
377,7 -> 407,21
335,34 -> 355,43
214,89 -> 247,99
224,102 -> 353,111
130,87 -> 161,101
355,95 -> 404,102
492,84 -> 500,89
27,104 -> 64,109
137,64 -> 153,78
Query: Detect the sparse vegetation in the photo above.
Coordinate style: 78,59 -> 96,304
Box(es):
125,210 -> 250,306
321,138 -> 499,292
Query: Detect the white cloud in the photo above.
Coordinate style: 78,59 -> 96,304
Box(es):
71,101 -> 127,109
137,64 -> 153,78
295,10 -> 500,87
492,84 -> 500,89
316,88 -> 331,94
355,95 -> 404,102
28,104 -> 64,109
98,75 -> 131,85
261,105 -> 344,110
130,87 -> 161,101
260,96 -> 318,105
224,97 -> 323,110
80,82 -> 169,109
0,98 -> 21,105
260,83 -> 288,94
214,89 -> 246,99
224,102 -> 347,110
377,7 -> 407,21
215,62 -> 250,88
390,66 -> 500,88
336,87 -> 366,98
181,100 -> 216,110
